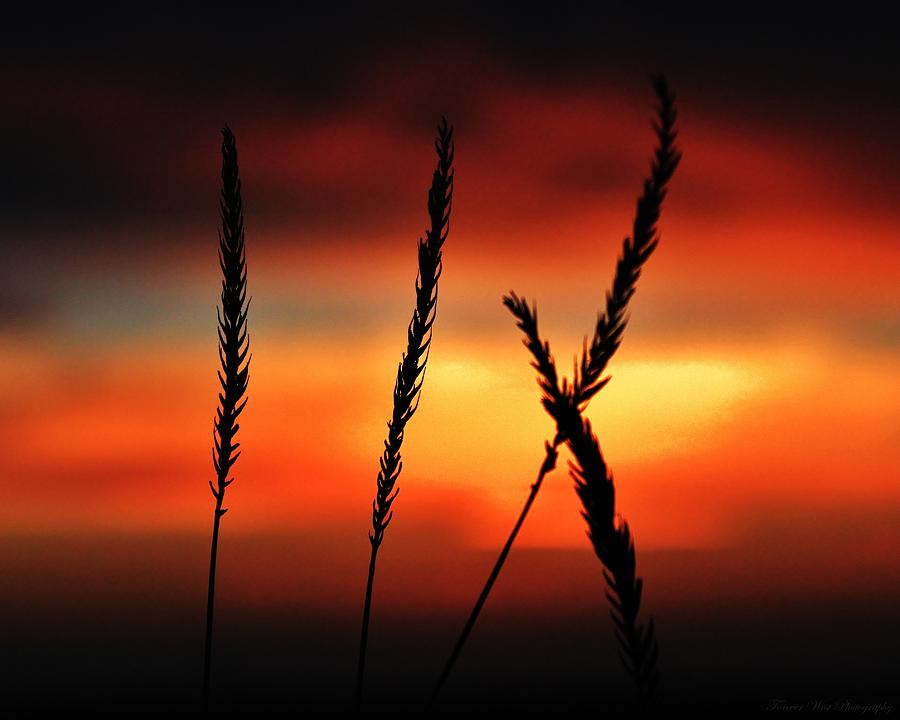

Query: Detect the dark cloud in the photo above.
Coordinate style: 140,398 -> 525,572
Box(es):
0,287 -> 50,332
1,5 -> 896,250
4,5 -> 895,101
546,152 -> 637,197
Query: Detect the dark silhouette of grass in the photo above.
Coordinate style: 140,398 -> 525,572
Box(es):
203,125 -> 250,707
572,415 -> 660,699
505,296 -> 663,699
356,118 -> 454,709
427,440 -> 559,708
572,74 -> 680,410
429,76 -> 679,706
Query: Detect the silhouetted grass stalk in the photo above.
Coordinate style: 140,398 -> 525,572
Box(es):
203,126 -> 250,707
355,118 -> 453,708
569,79 -> 678,698
429,76 -> 678,705
428,440 -> 558,707
571,413 -> 660,698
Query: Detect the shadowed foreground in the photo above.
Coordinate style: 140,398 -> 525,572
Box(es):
2,532 -> 897,716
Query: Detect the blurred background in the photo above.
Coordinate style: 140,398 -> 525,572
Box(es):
1,4 -> 897,714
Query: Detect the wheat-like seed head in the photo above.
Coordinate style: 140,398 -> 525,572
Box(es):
370,118 -> 454,549
210,126 -> 250,511
574,75 -> 681,409
502,292 -> 567,433
569,415 -> 659,698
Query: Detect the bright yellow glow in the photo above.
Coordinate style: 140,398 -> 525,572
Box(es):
588,358 -> 765,461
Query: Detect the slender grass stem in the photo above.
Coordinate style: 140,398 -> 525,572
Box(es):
355,538 -> 380,707
428,441 -> 559,707
203,497 -> 224,703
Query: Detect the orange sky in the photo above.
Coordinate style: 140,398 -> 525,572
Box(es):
3,64 -> 898,574
4,10 -> 900,714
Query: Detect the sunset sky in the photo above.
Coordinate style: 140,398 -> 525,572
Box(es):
2,5 -> 898,711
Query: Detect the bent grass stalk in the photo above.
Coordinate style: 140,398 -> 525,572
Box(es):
429,76 -> 679,705
428,441 -> 559,707
356,118 -> 454,708
203,126 -> 250,707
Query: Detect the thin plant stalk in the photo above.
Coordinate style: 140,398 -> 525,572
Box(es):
427,441 -> 558,708
355,118 -> 454,708
204,125 -> 250,707
429,75 -> 678,705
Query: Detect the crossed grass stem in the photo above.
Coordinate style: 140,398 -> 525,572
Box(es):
429,75 -> 679,706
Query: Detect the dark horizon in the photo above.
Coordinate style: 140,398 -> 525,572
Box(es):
4,533 -> 897,713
